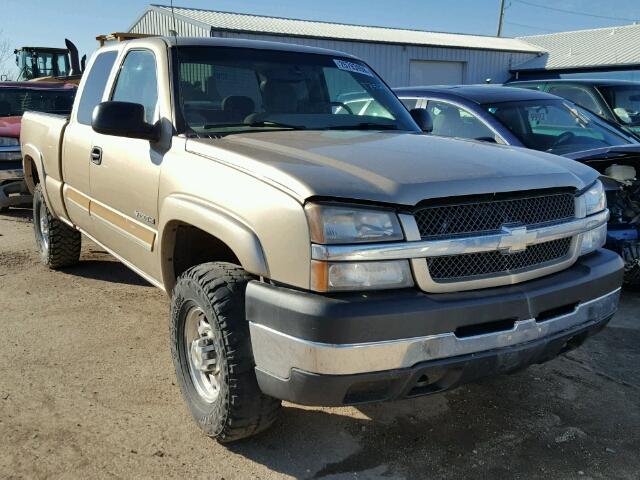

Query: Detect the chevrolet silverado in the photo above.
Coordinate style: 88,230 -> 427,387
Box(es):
20,37 -> 623,442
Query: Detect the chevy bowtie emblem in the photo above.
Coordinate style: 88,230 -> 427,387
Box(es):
498,225 -> 537,254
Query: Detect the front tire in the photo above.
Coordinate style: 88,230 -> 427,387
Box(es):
170,262 -> 281,442
33,184 -> 81,269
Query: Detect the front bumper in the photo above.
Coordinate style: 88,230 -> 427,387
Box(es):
246,249 -> 623,406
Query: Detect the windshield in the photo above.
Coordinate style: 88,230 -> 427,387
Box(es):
598,85 -> 640,126
175,46 -> 419,135
0,88 -> 76,117
484,99 -> 633,155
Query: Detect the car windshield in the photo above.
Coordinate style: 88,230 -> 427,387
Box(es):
598,85 -> 640,126
0,88 -> 76,117
484,99 -> 633,155
175,46 -> 419,135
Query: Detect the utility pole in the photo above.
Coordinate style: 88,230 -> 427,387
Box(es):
496,0 -> 506,37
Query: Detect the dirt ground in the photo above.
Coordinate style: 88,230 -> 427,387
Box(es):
0,209 -> 639,480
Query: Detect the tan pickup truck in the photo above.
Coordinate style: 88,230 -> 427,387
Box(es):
21,36 -> 623,442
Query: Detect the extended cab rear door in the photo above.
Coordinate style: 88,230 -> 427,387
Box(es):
61,50 -> 118,232
88,44 -> 169,279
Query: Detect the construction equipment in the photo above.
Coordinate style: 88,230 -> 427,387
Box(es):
14,39 -> 84,83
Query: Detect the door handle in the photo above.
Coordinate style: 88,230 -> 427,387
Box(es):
90,146 -> 102,165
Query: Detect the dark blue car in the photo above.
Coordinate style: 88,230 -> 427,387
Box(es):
395,85 -> 640,284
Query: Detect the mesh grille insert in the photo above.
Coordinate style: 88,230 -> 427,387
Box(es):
427,237 -> 572,282
415,192 -> 575,239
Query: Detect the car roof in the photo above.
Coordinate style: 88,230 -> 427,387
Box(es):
394,85 -> 559,104
509,79 -> 640,87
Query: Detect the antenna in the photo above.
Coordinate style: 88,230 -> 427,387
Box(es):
169,0 -> 178,39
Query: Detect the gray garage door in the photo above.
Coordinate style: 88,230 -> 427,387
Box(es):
409,60 -> 465,86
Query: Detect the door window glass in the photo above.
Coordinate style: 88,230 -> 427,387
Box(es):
427,100 -> 495,140
547,85 -> 602,115
399,98 -> 419,109
111,50 -> 159,124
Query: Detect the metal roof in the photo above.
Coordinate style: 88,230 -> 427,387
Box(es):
514,23 -> 640,72
146,4 -> 542,53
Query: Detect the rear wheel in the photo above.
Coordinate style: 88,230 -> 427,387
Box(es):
33,184 -> 81,269
170,262 -> 281,442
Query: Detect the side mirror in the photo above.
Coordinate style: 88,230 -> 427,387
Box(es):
410,108 -> 433,133
92,101 -> 160,141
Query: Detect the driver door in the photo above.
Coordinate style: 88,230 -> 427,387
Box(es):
89,48 -> 163,278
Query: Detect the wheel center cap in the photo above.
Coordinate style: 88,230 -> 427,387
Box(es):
190,337 -> 217,373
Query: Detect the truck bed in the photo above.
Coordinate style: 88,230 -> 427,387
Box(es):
20,111 -> 70,215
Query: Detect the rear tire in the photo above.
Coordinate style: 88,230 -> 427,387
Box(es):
170,262 -> 281,442
33,184 -> 81,269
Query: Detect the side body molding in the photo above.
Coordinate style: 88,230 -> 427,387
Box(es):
159,194 -> 270,290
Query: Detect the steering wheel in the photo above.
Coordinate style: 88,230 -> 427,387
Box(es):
548,131 -> 576,151
331,101 -> 354,115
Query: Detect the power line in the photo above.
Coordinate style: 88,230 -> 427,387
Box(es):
504,21 -> 555,33
512,0 -> 638,22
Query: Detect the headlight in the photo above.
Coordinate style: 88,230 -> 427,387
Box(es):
581,180 -> 606,216
311,260 -> 414,292
306,203 -> 404,244
580,223 -> 607,256
306,203 -> 411,291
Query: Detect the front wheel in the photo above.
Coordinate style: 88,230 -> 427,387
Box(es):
33,184 -> 81,269
170,262 -> 281,442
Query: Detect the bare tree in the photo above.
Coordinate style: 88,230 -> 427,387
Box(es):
0,30 -> 14,81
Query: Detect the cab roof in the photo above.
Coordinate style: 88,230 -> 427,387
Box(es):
121,36 -> 358,60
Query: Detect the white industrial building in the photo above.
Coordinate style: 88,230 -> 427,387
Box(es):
128,5 -> 543,86
128,5 -> 640,85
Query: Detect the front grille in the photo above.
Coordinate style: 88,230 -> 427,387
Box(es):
415,192 -> 575,239
427,237 -> 572,282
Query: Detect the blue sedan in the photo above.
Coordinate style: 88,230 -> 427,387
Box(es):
395,85 -> 640,284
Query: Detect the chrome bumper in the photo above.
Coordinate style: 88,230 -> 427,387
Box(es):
249,288 -> 620,379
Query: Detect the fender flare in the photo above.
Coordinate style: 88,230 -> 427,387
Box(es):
159,194 -> 270,291
21,143 -> 45,194
20,143 -> 58,214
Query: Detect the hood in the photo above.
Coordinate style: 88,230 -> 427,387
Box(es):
0,116 -> 21,139
187,131 -> 599,205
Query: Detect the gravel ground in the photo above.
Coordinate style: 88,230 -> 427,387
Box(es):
0,209 -> 639,480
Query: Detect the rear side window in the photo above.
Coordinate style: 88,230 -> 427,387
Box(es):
111,50 -> 159,124
76,51 -> 118,125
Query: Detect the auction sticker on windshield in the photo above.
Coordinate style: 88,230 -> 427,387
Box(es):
334,59 -> 374,77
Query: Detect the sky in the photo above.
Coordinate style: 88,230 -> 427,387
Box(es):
2,0 -> 640,78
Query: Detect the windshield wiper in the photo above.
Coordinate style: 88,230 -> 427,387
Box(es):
324,123 -> 401,131
202,121 -> 306,130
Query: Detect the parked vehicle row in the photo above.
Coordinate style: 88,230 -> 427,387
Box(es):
395,85 -> 640,285
20,36 -> 623,442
